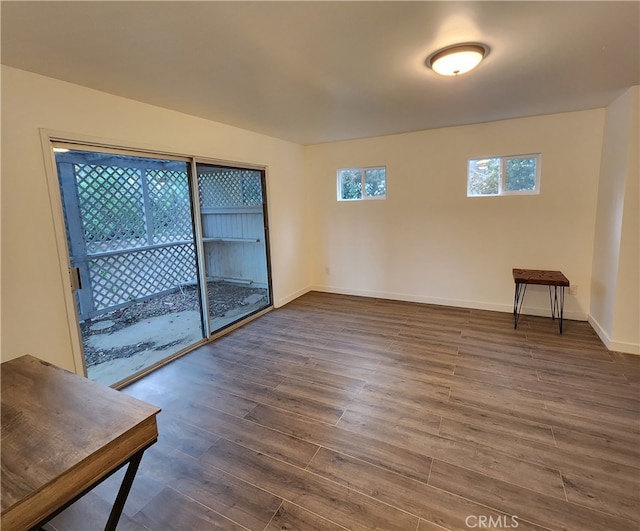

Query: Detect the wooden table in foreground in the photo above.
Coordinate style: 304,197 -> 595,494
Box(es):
1,355 -> 160,530
513,268 -> 570,334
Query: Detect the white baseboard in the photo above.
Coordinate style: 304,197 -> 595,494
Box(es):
588,315 -> 612,349
309,285 -> 588,321
609,342 -> 640,355
274,285 -> 312,308
588,315 -> 640,355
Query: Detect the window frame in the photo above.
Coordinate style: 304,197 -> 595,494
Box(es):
467,153 -> 541,197
337,166 -> 387,202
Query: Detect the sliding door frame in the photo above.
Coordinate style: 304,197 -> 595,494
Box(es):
189,158 -> 211,338
194,160 -> 274,336
40,129 -> 273,383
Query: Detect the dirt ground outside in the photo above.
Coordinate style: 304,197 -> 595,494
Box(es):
81,281 -> 268,368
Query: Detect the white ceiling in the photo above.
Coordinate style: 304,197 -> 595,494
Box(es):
2,1 -> 638,145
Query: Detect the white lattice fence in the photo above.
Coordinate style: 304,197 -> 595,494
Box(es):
87,243 -> 197,311
198,169 -> 263,208
62,159 -> 198,319
60,156 -> 267,320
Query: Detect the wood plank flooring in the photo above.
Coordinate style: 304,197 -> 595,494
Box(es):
47,291 -> 640,530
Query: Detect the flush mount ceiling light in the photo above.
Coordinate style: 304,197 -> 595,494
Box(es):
428,44 -> 487,76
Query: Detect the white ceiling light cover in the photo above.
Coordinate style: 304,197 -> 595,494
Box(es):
429,44 -> 487,76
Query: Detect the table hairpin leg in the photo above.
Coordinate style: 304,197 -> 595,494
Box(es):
548,285 -> 565,334
513,282 -> 527,329
104,449 -> 145,531
28,443 -> 154,531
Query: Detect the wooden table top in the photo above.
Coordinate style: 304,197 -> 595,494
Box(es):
512,268 -> 570,287
1,355 -> 160,530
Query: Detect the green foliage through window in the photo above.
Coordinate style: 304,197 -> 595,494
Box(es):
468,158 -> 500,196
340,169 -> 363,200
505,157 -> 537,191
467,154 -> 540,196
338,167 -> 386,201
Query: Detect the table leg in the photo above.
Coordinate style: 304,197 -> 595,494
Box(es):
104,449 -> 144,531
513,282 -> 527,329
27,441 -> 155,531
559,286 -> 565,334
548,285 -> 565,334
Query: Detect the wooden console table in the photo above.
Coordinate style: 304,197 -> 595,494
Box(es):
1,355 -> 160,530
513,268 -> 570,334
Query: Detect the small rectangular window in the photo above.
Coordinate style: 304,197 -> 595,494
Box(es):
467,154 -> 540,197
338,166 -> 386,201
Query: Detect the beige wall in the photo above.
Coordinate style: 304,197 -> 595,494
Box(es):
590,87 -> 640,353
1,66 -> 310,372
305,110 -> 605,321
2,64 -> 637,372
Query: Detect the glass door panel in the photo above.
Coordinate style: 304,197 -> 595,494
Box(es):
55,147 -> 205,386
196,164 -> 271,334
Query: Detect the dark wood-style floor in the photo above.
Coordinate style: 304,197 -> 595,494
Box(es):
49,291 -> 639,530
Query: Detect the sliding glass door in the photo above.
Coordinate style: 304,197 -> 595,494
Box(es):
52,144 -> 272,386
196,164 -> 271,334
